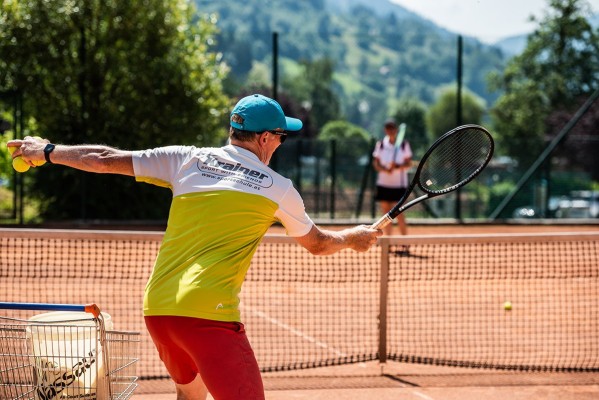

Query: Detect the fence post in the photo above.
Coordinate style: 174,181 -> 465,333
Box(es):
296,139 -> 303,194
314,145 -> 320,216
330,139 -> 336,219
356,138 -> 375,219
378,237 -> 390,369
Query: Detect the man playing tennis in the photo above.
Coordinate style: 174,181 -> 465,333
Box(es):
8,94 -> 382,400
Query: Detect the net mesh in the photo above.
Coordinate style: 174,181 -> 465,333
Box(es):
386,237 -> 599,371
0,229 -> 597,377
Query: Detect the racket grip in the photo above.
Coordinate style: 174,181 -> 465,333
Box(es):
371,214 -> 393,230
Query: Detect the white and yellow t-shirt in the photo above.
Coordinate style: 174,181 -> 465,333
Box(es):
132,144 -> 314,322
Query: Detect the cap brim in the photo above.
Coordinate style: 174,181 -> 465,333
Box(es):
285,117 -> 303,132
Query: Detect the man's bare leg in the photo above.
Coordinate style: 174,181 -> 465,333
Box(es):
175,374 -> 208,400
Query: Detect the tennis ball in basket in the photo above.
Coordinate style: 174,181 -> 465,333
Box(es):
12,156 -> 30,173
503,301 -> 512,311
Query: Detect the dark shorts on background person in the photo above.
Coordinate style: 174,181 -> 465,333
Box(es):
145,315 -> 265,400
375,186 -> 408,202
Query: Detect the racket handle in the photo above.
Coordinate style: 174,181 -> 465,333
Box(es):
371,214 -> 393,230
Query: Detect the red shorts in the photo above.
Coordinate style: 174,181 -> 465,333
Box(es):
144,315 -> 264,399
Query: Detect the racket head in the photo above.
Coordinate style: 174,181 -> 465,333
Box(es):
415,124 -> 494,195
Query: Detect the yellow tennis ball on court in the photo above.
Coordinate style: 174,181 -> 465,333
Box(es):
503,301 -> 512,311
13,156 -> 30,173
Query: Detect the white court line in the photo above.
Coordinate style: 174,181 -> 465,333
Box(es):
242,306 -> 348,358
412,391 -> 435,400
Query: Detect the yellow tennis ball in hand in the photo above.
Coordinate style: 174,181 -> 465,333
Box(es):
7,144 -> 17,155
31,136 -> 46,166
13,156 -> 30,173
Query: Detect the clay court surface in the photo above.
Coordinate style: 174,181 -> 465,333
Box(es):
132,361 -> 599,400
131,223 -> 599,400
1,223 -> 598,399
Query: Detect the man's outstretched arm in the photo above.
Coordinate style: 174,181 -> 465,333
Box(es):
8,136 -> 134,176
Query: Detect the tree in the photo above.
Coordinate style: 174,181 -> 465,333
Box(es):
284,58 -> 341,137
488,0 -> 599,169
390,97 -> 428,158
546,97 -> 599,181
319,120 -> 370,170
0,0 -> 230,220
426,86 -> 486,140
319,120 -> 369,141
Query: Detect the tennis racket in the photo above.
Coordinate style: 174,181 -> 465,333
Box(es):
396,123 -> 406,148
372,124 -> 494,229
391,123 -> 406,169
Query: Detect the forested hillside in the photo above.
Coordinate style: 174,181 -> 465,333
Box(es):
195,0 -> 507,132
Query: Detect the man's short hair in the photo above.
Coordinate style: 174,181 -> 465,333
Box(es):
229,127 -> 258,142
384,118 -> 398,129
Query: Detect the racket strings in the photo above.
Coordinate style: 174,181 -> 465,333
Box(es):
419,128 -> 493,194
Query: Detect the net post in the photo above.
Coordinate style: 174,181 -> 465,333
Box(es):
378,236 -> 390,367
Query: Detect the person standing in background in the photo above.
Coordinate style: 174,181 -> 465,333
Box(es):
372,119 -> 413,244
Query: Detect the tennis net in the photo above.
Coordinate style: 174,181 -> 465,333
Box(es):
0,228 -> 597,376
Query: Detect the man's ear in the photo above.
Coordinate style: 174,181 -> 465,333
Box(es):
258,131 -> 269,145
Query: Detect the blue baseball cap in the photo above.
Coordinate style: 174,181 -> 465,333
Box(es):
230,94 -> 303,133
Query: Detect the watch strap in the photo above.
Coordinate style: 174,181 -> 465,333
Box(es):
44,143 -> 55,164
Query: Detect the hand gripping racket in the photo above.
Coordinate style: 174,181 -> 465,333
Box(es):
372,124 -> 494,229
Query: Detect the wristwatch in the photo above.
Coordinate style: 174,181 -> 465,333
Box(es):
44,143 -> 56,164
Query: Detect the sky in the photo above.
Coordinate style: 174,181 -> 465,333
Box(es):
390,0 -> 599,43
